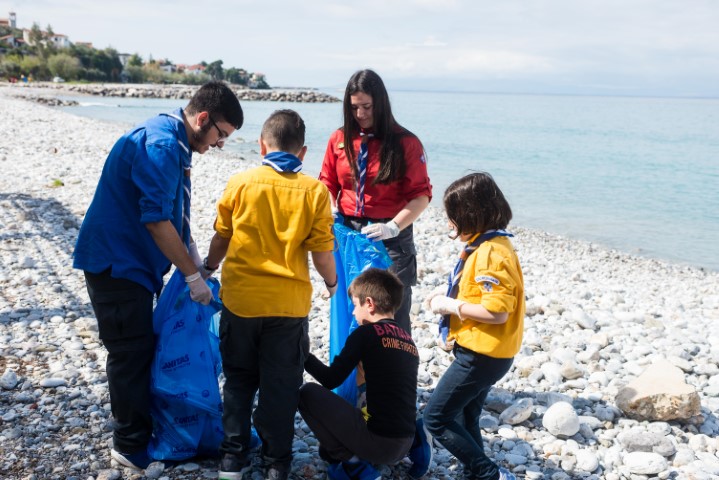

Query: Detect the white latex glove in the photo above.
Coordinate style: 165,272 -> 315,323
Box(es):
331,205 -> 339,219
361,221 -> 400,241
188,242 -> 202,268
430,296 -> 466,319
185,272 -> 212,305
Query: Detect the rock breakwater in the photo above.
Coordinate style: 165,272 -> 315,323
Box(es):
2,82 -> 340,103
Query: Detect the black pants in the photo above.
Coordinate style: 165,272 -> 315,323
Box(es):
219,307 -> 309,468
343,217 -> 417,333
299,382 -> 413,464
84,269 -> 155,454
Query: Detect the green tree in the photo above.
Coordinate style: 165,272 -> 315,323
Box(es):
28,23 -> 43,45
48,53 -> 81,80
142,62 -> 166,83
225,67 -> 248,85
128,53 -> 143,67
20,55 -> 49,80
205,59 -> 224,80
124,65 -> 145,83
0,55 -> 22,79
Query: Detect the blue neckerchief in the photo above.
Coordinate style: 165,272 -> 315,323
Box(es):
163,108 -> 192,248
262,151 -> 303,173
438,230 -> 514,346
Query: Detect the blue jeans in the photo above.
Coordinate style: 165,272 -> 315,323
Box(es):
219,307 -> 309,467
423,344 -> 513,480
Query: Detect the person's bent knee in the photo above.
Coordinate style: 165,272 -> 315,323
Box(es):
298,382 -> 321,410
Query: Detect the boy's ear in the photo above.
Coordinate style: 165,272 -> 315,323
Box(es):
365,296 -> 376,313
296,145 -> 308,161
259,137 -> 268,156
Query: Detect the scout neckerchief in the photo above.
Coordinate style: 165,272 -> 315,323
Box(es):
438,229 -> 514,349
166,110 -> 192,248
262,151 -> 303,173
354,132 -> 373,216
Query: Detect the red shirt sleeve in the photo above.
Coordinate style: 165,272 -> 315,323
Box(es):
398,134 -> 433,203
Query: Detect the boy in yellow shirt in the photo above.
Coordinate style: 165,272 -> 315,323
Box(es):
205,109 -> 338,480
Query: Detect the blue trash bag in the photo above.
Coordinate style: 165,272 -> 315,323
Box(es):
149,269 -> 264,461
329,218 -> 392,405
149,268 -> 224,460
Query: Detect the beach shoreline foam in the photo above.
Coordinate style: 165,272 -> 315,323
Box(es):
1,93 -> 718,479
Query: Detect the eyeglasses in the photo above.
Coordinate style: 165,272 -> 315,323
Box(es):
209,116 -> 228,148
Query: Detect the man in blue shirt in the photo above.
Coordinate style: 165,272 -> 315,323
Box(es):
73,81 -> 243,471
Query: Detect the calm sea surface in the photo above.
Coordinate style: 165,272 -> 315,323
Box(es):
60,90 -> 719,271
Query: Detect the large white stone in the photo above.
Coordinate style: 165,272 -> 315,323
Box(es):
623,452 -> 668,474
542,401 -> 580,437
575,449 -> 599,473
615,359 -> 701,421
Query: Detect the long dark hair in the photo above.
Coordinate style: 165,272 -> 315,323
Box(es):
444,172 -> 513,237
342,69 -> 409,185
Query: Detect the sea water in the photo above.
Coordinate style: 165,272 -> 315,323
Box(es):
60,90 -> 719,271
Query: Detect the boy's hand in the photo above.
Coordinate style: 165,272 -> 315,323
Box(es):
424,286 -> 447,309
199,257 -> 218,280
322,275 -> 338,299
430,296 -> 466,319
361,221 -> 400,241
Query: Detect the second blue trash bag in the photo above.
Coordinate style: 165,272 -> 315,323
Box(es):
330,218 -> 392,405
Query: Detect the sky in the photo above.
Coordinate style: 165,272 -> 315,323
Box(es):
4,0 -> 719,97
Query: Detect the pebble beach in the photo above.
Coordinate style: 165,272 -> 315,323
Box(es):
1,87 -> 718,480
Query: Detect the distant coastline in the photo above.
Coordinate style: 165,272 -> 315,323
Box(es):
0,81 -> 341,103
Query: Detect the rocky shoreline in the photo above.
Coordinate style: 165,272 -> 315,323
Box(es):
1,82 -> 340,103
0,93 -> 718,480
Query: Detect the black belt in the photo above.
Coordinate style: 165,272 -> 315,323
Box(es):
341,214 -> 393,227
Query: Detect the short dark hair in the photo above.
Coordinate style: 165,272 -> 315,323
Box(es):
348,268 -> 404,315
185,81 -> 243,129
443,172 -> 513,237
261,109 -> 305,153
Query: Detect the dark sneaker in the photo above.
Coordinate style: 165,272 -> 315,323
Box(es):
408,418 -> 433,479
328,460 -> 381,480
497,467 -> 517,480
265,463 -> 289,480
218,452 -> 253,480
110,448 -> 154,470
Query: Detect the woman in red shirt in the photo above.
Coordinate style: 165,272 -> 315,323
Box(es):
320,69 -> 432,333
